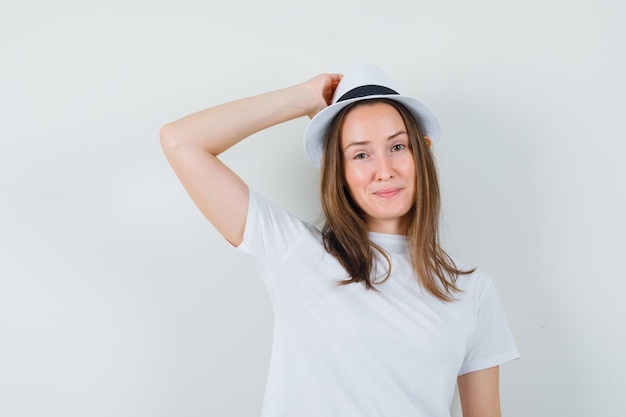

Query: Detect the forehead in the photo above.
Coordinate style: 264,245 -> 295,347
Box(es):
340,101 -> 406,140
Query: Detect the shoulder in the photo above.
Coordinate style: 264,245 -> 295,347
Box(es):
246,189 -> 320,234
451,259 -> 497,301
237,190 -> 336,285
238,188 -> 323,261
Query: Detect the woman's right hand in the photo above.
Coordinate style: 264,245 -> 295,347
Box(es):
301,73 -> 343,119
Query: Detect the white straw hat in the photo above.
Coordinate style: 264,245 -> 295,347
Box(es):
303,63 -> 441,168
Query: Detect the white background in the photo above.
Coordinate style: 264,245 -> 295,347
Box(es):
1,0 -> 625,416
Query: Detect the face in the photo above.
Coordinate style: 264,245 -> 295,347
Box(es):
340,101 -> 417,234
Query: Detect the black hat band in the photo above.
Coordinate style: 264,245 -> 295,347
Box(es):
337,85 -> 399,102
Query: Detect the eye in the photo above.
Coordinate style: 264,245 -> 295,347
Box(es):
391,143 -> 406,152
354,152 -> 368,160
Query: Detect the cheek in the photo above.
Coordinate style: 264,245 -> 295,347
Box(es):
399,157 -> 417,194
393,154 -> 415,176
404,162 -> 417,182
343,165 -> 368,193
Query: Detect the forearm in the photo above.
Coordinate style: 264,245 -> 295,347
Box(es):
160,82 -> 318,156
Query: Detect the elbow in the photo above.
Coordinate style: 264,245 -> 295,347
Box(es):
159,122 -> 179,153
160,122 -> 194,158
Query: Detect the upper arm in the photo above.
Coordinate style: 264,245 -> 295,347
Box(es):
457,366 -> 501,417
160,124 -> 249,246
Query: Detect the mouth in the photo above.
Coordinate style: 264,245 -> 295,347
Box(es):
373,188 -> 401,198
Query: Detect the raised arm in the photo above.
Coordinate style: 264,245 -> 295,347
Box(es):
159,74 -> 341,246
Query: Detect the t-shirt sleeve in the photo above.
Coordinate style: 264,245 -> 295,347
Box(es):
458,272 -> 520,375
236,189 -> 313,278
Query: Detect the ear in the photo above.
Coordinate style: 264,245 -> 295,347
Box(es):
424,135 -> 432,148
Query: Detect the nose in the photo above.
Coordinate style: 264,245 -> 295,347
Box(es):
375,154 -> 394,181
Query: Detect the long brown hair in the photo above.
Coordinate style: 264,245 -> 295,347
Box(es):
320,99 -> 474,301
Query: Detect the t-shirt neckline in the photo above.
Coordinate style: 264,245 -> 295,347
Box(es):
368,231 -> 408,254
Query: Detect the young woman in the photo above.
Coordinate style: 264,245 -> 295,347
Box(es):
160,64 -> 519,417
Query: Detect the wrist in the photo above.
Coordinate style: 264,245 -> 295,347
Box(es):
287,81 -> 323,119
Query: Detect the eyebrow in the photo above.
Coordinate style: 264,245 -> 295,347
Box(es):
343,131 -> 408,151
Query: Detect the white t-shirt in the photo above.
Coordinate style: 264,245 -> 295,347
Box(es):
237,190 -> 519,417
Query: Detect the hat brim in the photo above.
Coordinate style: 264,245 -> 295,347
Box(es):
303,94 -> 441,169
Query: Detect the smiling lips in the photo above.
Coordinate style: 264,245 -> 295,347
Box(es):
373,187 -> 402,198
